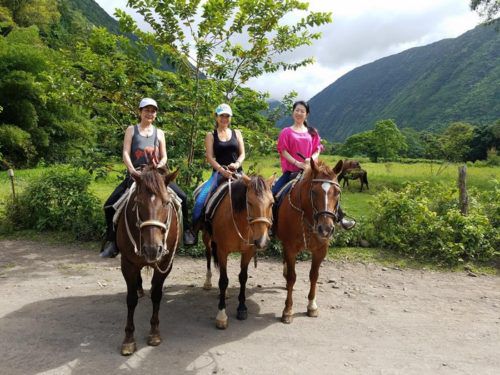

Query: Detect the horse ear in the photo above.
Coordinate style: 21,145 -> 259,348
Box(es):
333,159 -> 343,175
164,168 -> 179,185
266,174 -> 276,188
242,174 -> 251,186
310,157 -> 318,172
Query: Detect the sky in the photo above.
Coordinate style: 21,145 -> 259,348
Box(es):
95,0 -> 481,101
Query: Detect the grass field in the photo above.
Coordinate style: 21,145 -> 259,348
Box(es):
1,156 -> 498,218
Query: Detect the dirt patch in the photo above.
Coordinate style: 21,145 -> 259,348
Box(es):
1,240 -> 499,374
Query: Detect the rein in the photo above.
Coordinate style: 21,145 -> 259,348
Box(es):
227,177 -> 273,246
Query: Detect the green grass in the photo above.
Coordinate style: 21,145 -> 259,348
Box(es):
1,157 -> 498,272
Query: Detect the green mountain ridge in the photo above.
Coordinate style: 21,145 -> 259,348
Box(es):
303,21 -> 500,142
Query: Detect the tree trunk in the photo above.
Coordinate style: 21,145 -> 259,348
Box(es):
458,165 -> 468,216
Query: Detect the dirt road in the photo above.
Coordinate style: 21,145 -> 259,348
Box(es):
0,240 -> 499,374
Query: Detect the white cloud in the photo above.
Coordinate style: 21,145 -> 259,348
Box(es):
94,0 -> 481,100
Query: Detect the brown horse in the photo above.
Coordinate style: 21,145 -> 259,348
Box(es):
342,159 -> 361,172
202,175 -> 275,329
115,165 -> 181,355
275,159 -> 343,324
338,168 -> 369,192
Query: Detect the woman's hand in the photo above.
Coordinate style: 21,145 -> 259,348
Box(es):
129,169 -> 142,178
219,167 -> 234,180
227,161 -> 240,171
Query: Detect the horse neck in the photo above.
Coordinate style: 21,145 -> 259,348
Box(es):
221,189 -> 250,235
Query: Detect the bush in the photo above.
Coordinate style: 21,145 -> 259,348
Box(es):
367,182 -> 498,265
3,165 -> 104,240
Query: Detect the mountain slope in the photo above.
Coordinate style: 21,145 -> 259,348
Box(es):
303,21 -> 500,142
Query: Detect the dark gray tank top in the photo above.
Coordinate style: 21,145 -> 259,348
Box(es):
131,125 -> 159,168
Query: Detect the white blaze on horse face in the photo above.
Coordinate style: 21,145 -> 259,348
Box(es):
150,195 -> 156,203
321,182 -> 331,211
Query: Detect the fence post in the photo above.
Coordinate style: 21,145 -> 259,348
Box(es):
7,168 -> 16,200
458,165 -> 468,216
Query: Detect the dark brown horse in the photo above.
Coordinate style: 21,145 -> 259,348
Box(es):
342,159 -> 361,172
202,175 -> 275,329
338,168 -> 369,192
115,165 -> 181,355
275,159 -> 343,324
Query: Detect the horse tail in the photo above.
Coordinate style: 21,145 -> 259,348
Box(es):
211,240 -> 219,268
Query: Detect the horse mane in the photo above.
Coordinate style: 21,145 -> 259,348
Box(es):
230,175 -> 267,212
303,160 -> 336,181
139,165 -> 169,202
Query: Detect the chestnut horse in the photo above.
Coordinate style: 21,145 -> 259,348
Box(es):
202,175 -> 275,329
116,165 -> 181,355
274,159 -> 343,324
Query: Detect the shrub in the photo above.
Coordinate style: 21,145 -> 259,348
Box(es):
4,165 -> 104,240
367,182 -> 498,265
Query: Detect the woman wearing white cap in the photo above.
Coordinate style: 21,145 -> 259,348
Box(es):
100,98 -> 196,257
190,103 -> 246,243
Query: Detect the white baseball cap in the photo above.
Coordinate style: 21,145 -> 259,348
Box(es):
139,98 -> 158,109
215,103 -> 232,116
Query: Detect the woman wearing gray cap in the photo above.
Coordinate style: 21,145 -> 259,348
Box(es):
190,103 -> 246,244
100,98 -> 196,257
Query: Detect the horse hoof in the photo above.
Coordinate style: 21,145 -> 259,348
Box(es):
216,319 -> 228,330
147,334 -> 162,346
121,342 -> 137,356
281,313 -> 293,324
203,282 -> 212,290
236,310 -> 248,321
307,308 -> 319,318
137,288 -> 145,298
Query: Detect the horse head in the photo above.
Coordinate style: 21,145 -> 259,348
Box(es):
302,159 -> 343,238
132,165 -> 179,263
241,174 -> 275,249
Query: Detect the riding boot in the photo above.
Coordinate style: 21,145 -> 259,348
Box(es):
100,241 -> 119,258
183,216 -> 196,246
337,206 -> 356,230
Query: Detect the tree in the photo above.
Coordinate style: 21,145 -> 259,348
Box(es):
470,0 -> 500,24
440,122 -> 475,162
116,0 -> 332,184
337,131 -> 374,158
370,119 -> 408,162
467,121 -> 500,161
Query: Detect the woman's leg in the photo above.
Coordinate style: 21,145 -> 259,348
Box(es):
272,172 -> 292,196
192,173 -> 218,225
101,177 -> 132,257
168,182 -> 196,245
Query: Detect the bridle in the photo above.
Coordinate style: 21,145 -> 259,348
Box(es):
287,174 -> 341,248
227,177 -> 273,245
123,184 -> 179,273
310,178 -> 341,223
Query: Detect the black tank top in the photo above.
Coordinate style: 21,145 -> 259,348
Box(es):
213,128 -> 241,171
131,125 -> 159,168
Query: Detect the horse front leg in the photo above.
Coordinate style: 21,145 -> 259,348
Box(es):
121,262 -> 140,356
202,231 -> 212,290
148,269 -> 169,346
307,246 -> 327,318
215,253 -> 229,329
236,250 -> 253,321
282,246 -> 298,324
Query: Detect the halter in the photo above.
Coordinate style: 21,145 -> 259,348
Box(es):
123,186 -> 179,274
228,178 -> 273,246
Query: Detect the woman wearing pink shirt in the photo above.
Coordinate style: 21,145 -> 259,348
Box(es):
272,100 -> 355,229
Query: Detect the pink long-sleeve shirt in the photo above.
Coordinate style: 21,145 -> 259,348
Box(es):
277,126 -> 323,173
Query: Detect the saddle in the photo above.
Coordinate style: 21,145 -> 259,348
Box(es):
112,182 -> 183,226
272,172 -> 301,232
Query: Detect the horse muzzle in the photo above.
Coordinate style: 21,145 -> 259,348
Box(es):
141,244 -> 163,263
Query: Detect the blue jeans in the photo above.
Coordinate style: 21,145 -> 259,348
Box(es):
272,171 -> 293,196
192,171 -> 219,224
